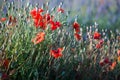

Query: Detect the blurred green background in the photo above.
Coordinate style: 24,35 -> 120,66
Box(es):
0,0 -> 120,30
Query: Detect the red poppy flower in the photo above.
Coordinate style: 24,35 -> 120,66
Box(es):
74,33 -> 81,41
57,8 -> 64,13
56,21 -> 61,27
30,8 -> 43,21
32,15 -> 46,29
32,32 -> 45,44
117,56 -> 120,62
3,59 -> 9,68
30,8 -> 43,17
96,43 -> 101,49
30,8 -> 51,30
99,39 -> 104,44
50,21 -> 61,31
32,14 -> 42,28
50,21 -> 57,31
73,21 -> 80,33
30,8 -> 37,18
33,13 -> 42,20
33,19 -> 39,28
104,58 -> 110,64
1,73 -> 8,80
99,60 -> 105,66
117,49 -> 120,55
93,32 -> 101,39
110,61 -> 116,70
43,13 -> 51,22
0,17 -> 6,22
50,48 -> 63,58
39,21 -> 47,30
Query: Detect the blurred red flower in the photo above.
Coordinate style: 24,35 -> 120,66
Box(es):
3,59 -> 9,68
57,8 -> 64,13
32,32 -> 45,44
56,21 -> 61,27
99,39 -> 104,44
32,13 -> 43,28
0,17 -> 6,22
110,61 -> 116,70
117,56 -> 120,62
96,43 -> 101,49
43,13 -> 51,23
93,32 -> 101,39
33,13 -> 42,20
33,19 -> 39,27
1,73 -> 9,80
99,60 -> 105,66
30,8 -> 38,18
30,8 -> 43,17
50,21 -> 61,31
100,58 -> 111,67
50,48 -> 63,58
73,21 -> 80,33
104,58 -> 110,64
117,49 -> 120,55
30,8 -> 46,29
39,21 -> 47,30
74,33 -> 81,41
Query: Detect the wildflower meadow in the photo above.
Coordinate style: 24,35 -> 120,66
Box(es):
0,0 -> 120,80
